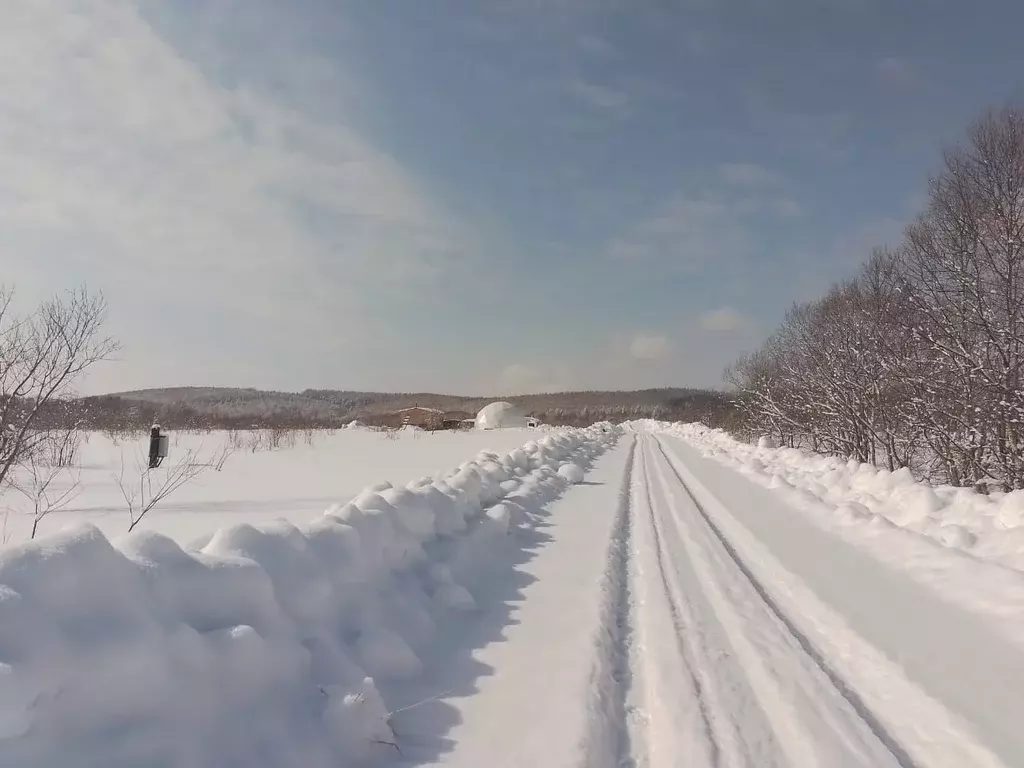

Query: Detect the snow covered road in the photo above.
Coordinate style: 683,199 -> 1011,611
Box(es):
410,428 -> 1023,767
4,424 -> 1023,767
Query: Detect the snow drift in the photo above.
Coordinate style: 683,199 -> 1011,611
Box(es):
0,425 -> 619,767
660,422 -> 1024,571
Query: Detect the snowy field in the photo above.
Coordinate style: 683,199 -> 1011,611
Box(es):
4,422 -> 1024,767
0,427 -> 547,546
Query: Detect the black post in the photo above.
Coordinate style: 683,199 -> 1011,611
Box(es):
148,425 -> 161,469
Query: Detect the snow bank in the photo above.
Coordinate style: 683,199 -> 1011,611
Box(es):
0,425 -> 620,767
649,420 -> 1024,649
656,422 -> 1024,572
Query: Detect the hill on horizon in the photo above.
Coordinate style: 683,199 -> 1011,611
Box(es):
81,385 -> 735,429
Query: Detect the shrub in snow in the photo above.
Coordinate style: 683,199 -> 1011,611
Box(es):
428,564 -> 477,610
354,627 -> 422,680
423,483 -> 470,536
558,463 -> 586,484
352,492 -> 424,569
939,525 -> 977,549
303,517 -> 366,584
757,435 -> 778,449
381,487 -> 436,540
496,497 -> 531,528
324,677 -> 395,759
203,521 -> 335,629
434,582 -> 477,611
120,530 -> 290,637
885,485 -> 943,527
450,465 -> 485,506
304,633 -> 367,689
484,504 -> 512,535
997,491 -> 1024,529
834,503 -> 872,525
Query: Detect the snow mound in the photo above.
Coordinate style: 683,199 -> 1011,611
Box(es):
0,423 -> 622,767
475,401 -> 528,430
558,463 -> 586,484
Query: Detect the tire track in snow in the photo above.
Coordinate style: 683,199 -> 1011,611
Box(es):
651,436 -> 918,768
579,435 -> 638,768
636,436 -> 728,767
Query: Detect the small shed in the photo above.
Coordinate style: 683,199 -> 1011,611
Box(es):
385,407 -> 445,429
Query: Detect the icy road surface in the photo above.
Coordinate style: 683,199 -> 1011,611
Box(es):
401,429 -> 1024,768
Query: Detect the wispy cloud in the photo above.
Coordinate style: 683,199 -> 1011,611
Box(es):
606,196 -> 746,268
0,0 -> 473,391
629,333 -> 671,360
566,78 -> 629,112
699,306 -> 750,332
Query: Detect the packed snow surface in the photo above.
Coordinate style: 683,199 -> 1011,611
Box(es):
5,421 -> 1024,767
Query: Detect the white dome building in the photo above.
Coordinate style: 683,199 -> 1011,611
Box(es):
475,401 -> 528,430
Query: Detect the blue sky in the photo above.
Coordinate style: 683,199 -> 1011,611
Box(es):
5,0 -> 1024,395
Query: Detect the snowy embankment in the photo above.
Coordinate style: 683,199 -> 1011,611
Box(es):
0,425 -> 619,767
657,421 -> 1024,645
661,422 -> 1024,567
0,427 -> 553,545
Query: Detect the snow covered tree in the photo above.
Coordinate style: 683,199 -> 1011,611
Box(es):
729,105 -> 1024,488
899,107 -> 1024,488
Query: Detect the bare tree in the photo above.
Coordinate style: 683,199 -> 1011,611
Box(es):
0,287 -> 118,491
114,448 -> 210,533
13,453 -> 82,540
209,442 -> 235,472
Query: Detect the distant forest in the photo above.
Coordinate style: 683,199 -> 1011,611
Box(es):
64,386 -> 739,432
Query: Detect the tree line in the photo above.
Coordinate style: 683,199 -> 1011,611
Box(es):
727,106 -> 1024,491
82,387 -> 737,431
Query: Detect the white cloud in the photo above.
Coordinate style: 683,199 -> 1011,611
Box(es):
0,0 -> 474,393
606,196 -> 749,269
699,306 -> 749,332
606,178 -> 806,270
566,78 -> 629,111
719,163 -> 779,188
629,334 -> 671,360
